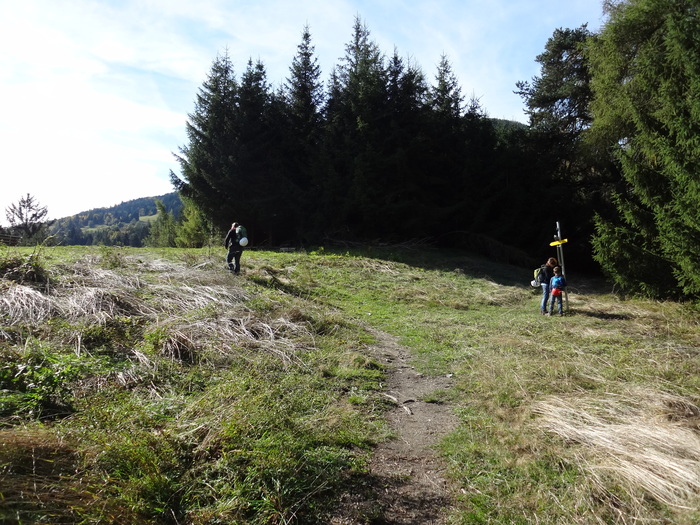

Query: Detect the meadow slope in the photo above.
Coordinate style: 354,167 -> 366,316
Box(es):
1,245 -> 699,524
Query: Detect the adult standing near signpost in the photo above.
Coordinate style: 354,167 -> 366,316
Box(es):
539,257 -> 559,315
225,222 -> 248,274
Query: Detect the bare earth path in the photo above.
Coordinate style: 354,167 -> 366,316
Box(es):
330,328 -> 459,524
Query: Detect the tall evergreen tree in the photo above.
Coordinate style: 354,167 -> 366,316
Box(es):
382,50 -> 431,237
516,26 -> 594,135
175,197 -> 211,248
285,25 -> 324,152
234,58 -> 287,243
5,193 -> 48,239
283,25 -> 325,241
515,26 -> 616,268
172,52 -> 287,243
424,55 -> 469,234
145,201 -> 177,247
457,98 -> 499,237
332,17 -> 390,236
170,52 -> 238,230
428,54 -> 464,120
316,67 -> 352,238
588,0 -> 700,297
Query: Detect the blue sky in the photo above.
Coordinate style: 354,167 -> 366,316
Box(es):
0,0 -> 605,225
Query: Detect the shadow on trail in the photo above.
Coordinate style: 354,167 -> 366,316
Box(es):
328,471 -> 452,525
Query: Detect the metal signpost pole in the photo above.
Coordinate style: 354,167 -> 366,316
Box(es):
550,221 -> 569,313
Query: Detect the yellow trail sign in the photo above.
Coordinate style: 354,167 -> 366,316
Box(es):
549,238 -> 568,246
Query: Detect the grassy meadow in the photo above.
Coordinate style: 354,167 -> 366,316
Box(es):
1,244 -> 699,524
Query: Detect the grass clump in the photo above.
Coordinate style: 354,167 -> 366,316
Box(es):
0,246 -> 50,286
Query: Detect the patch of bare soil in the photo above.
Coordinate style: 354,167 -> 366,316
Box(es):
329,329 -> 458,524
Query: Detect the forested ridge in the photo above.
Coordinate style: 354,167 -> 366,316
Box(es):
47,193 -> 182,247
9,0 -> 700,299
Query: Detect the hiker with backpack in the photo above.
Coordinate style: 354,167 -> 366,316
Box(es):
225,222 -> 248,274
537,257 -> 558,315
547,266 -> 567,316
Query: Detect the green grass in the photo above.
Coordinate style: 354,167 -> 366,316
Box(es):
1,245 -> 699,523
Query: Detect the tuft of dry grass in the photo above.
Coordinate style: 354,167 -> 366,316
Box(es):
0,282 -> 55,324
534,388 -> 700,511
148,283 -> 247,314
153,314 -> 313,368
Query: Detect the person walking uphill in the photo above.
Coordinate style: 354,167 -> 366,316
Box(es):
539,257 -> 558,315
225,222 -> 248,274
548,266 -> 567,316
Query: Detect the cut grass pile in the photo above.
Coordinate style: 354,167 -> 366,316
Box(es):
1,244 -> 699,524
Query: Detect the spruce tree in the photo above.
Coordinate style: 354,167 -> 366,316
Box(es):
428,55 -> 464,121
5,193 -> 49,239
175,197 -> 211,248
315,67 -> 350,237
283,25 -> 325,241
332,17 -> 390,236
235,58 -> 288,243
383,50 -> 431,237
425,55 -> 468,234
170,52 -> 238,230
145,201 -> 177,247
588,0 -> 700,297
516,26 -> 616,268
285,25 -> 324,153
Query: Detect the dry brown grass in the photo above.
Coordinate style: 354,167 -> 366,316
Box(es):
0,282 -> 55,324
154,314 -> 313,369
0,256 -> 249,327
534,388 -> 700,514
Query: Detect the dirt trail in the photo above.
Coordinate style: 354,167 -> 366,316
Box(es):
330,329 -> 458,524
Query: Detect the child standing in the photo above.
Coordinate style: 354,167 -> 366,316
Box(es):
548,266 -> 567,316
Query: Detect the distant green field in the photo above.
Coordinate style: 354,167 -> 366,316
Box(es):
138,213 -> 158,223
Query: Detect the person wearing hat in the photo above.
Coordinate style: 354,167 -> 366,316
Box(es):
224,222 -> 248,274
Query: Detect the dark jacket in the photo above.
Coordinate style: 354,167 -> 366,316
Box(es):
225,225 -> 247,250
543,265 -> 555,287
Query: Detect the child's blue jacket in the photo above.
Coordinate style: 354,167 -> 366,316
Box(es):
550,275 -> 566,289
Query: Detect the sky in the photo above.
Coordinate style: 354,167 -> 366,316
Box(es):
0,0 -> 606,226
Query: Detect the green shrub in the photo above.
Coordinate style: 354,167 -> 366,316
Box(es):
0,347 -> 81,418
0,248 -> 49,286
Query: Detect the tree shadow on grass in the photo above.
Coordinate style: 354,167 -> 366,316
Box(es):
576,310 -> 631,321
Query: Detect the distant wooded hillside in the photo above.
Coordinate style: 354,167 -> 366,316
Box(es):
48,193 -> 182,246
